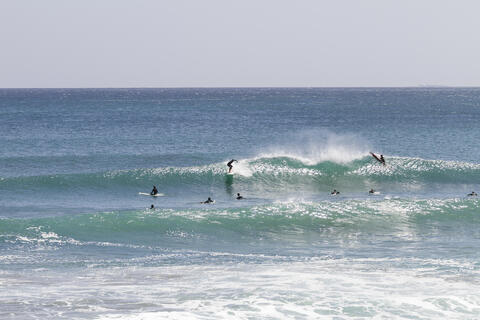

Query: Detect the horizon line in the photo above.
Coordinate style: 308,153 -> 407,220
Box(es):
1,85 -> 479,90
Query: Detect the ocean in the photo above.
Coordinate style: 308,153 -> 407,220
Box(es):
1,88 -> 480,319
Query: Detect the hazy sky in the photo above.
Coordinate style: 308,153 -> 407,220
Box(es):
1,0 -> 480,87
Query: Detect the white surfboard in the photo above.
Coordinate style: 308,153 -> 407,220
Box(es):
138,192 -> 164,197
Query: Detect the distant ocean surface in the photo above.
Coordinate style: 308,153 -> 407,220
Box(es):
1,88 -> 480,319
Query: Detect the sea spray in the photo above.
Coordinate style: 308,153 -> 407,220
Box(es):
257,130 -> 371,165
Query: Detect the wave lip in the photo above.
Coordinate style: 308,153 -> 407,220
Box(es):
351,156 -> 480,183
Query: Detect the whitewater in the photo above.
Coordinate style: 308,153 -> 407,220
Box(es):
1,88 -> 480,319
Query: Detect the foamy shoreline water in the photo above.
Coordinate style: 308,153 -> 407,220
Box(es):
3,257 -> 480,319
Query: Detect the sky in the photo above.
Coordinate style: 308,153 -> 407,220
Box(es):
1,0 -> 480,88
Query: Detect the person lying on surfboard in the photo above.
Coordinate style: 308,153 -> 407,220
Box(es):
202,197 -> 214,204
150,186 -> 158,195
227,159 -> 238,173
236,193 -> 244,200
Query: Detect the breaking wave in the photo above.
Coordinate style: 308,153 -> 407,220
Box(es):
2,156 -> 480,191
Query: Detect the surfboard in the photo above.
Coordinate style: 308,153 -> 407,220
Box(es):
370,152 -> 384,164
226,172 -> 234,175
138,192 -> 164,197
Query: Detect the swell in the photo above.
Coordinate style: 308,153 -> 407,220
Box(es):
1,156 -> 480,191
1,198 -> 479,247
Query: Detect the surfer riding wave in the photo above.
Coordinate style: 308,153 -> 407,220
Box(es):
227,159 -> 238,173
370,152 -> 386,165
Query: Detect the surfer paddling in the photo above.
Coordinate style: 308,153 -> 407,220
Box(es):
201,197 -> 214,204
227,159 -> 238,173
236,193 -> 244,200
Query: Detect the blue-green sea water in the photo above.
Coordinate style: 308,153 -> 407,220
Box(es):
1,88 -> 480,319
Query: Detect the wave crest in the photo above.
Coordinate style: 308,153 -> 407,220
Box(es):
2,156 -> 480,191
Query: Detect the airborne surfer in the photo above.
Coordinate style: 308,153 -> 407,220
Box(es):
227,159 -> 238,173
370,152 -> 386,165
380,155 -> 386,165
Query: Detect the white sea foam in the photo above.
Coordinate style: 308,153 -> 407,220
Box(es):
3,257 -> 479,319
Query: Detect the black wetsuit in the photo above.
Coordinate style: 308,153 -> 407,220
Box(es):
227,159 -> 237,170
151,187 -> 158,195
204,198 -> 214,203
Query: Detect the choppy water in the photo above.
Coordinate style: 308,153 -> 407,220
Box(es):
1,88 -> 480,319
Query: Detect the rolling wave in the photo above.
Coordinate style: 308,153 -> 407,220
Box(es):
1,156 -> 480,191
1,198 -> 479,248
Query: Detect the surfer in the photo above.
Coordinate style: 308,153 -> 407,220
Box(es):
150,204 -> 155,209
467,191 -> 478,196
202,197 -> 214,204
236,193 -> 243,200
331,189 -> 340,195
369,189 -> 375,194
227,159 -> 238,173
150,186 -> 158,196
370,152 -> 386,165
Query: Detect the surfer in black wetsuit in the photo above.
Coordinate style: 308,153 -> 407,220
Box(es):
150,186 -> 158,195
202,197 -> 214,204
227,159 -> 238,173
369,189 -> 375,194
370,152 -> 386,165
150,204 -> 155,209
236,193 -> 243,200
331,189 -> 340,195
468,191 -> 478,196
